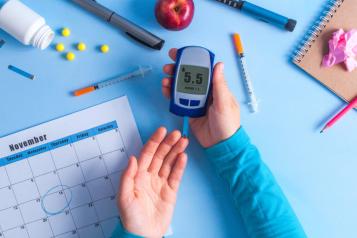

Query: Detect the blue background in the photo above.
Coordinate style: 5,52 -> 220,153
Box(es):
0,0 -> 356,237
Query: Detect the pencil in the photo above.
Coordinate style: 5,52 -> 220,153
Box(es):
320,97 -> 357,133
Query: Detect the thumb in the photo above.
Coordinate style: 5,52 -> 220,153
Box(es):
212,63 -> 230,108
119,156 -> 138,196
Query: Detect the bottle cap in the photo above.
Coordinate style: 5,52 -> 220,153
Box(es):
32,25 -> 55,50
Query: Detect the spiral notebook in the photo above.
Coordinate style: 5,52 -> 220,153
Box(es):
292,0 -> 357,103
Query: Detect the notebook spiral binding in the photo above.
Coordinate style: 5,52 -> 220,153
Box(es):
292,0 -> 345,64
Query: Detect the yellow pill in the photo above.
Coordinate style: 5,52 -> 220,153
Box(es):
55,43 -> 65,52
77,42 -> 86,51
100,44 -> 109,53
66,52 -> 75,61
61,28 -> 71,37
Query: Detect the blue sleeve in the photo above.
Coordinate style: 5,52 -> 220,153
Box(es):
0,0 -> 7,8
204,127 -> 307,238
111,221 -> 144,238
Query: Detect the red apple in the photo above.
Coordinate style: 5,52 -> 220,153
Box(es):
155,0 -> 194,31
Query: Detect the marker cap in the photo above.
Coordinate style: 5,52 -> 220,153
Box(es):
285,19 -> 297,32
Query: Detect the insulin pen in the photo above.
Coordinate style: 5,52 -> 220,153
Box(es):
215,0 -> 297,32
73,66 -> 152,96
72,0 -> 165,50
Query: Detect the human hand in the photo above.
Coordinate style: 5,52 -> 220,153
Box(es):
162,48 -> 241,148
118,127 -> 188,238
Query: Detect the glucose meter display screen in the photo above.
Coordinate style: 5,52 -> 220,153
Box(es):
177,65 -> 209,95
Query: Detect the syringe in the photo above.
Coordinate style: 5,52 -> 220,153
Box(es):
73,66 -> 152,96
233,34 -> 259,113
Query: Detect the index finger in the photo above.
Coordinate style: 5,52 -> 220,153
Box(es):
138,127 -> 167,171
169,48 -> 177,62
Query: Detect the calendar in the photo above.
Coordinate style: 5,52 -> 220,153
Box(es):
0,97 -> 143,238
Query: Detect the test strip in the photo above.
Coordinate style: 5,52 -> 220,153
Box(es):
8,65 -> 35,80
182,116 -> 190,138
0,39 -> 5,48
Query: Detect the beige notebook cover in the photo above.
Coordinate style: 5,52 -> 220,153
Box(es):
293,0 -> 357,103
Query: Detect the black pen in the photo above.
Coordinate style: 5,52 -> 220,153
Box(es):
72,0 -> 165,50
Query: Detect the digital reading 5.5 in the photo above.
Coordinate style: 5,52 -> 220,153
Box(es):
177,65 -> 209,95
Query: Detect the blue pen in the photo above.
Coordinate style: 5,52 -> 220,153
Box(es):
215,0 -> 297,32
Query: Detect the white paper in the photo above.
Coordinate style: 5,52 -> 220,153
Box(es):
0,96 -> 143,238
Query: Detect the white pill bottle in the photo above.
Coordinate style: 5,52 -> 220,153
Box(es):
0,0 -> 54,49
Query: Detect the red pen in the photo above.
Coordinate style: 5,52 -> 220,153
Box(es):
320,96 -> 357,133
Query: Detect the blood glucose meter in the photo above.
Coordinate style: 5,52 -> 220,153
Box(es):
170,46 -> 215,118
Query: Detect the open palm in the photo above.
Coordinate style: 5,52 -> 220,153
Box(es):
118,127 -> 188,237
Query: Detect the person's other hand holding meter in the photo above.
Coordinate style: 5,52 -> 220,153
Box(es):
164,48 -> 240,147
